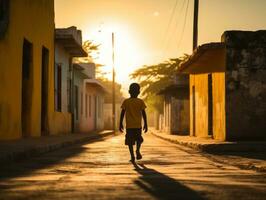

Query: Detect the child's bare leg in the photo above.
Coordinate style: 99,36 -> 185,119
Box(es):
136,141 -> 142,160
136,141 -> 141,153
128,145 -> 135,161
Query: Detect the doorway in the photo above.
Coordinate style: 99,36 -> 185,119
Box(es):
41,47 -> 49,136
21,39 -> 33,138
94,95 -> 98,130
192,86 -> 196,136
208,74 -> 213,136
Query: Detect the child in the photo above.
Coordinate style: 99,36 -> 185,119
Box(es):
119,83 -> 148,163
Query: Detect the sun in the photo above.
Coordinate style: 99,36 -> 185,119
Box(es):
85,23 -> 144,87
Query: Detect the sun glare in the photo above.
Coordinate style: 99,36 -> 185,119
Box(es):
85,23 -> 144,90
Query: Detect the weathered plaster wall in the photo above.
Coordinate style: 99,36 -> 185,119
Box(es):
212,72 -> 226,140
73,70 -> 84,133
55,43 -> 70,113
53,43 -> 72,135
104,103 -> 121,130
222,31 -> 266,140
74,80 -> 105,133
163,98 -> 171,134
0,0 -> 55,140
79,84 -> 97,133
190,74 -> 209,138
171,98 -> 189,134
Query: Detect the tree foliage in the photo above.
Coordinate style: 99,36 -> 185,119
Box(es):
130,56 -> 188,98
130,55 -> 188,113
98,77 -> 124,104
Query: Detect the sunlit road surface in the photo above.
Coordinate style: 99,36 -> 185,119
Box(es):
0,134 -> 265,200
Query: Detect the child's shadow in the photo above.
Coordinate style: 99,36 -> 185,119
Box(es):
132,162 -> 205,200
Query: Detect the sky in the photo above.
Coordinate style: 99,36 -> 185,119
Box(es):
55,0 -> 266,93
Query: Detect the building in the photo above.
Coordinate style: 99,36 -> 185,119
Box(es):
55,26 -> 87,134
179,30 -> 266,141
158,74 -> 189,135
73,63 -> 106,133
0,0 -> 55,139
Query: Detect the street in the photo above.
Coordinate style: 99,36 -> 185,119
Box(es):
0,133 -> 265,200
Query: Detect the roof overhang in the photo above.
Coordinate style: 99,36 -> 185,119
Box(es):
158,84 -> 189,99
85,79 -> 109,94
178,43 -> 226,74
73,63 -> 90,79
73,63 -> 85,70
55,28 -> 87,57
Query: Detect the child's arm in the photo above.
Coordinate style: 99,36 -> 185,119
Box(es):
119,109 -> 125,132
142,110 -> 148,133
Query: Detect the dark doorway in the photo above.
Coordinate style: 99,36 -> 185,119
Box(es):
208,74 -> 213,136
192,86 -> 196,136
75,85 -> 79,121
94,95 -> 97,130
41,47 -> 49,136
55,64 -> 62,112
21,39 -> 33,138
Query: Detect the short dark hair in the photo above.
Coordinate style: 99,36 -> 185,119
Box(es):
129,83 -> 140,93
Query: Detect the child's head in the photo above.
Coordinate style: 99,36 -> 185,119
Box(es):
129,83 -> 140,97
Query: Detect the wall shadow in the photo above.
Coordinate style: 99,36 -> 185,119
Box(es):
208,151 -> 266,161
133,163 -> 205,200
0,136 -> 107,180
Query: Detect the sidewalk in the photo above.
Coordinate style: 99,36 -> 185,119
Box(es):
0,130 -> 114,163
151,129 -> 266,172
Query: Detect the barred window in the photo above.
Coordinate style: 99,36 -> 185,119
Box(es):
0,0 -> 9,38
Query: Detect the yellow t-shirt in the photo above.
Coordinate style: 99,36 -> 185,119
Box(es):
121,98 -> 146,128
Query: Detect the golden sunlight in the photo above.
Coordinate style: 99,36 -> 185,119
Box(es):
86,23 -> 145,87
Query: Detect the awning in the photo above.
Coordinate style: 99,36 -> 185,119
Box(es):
158,84 -> 189,99
85,79 -> 109,94
178,42 -> 226,74
55,27 -> 87,57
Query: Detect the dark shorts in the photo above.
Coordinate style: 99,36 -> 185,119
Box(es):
125,128 -> 143,146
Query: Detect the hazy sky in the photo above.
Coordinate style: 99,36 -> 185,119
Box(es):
55,0 -> 266,92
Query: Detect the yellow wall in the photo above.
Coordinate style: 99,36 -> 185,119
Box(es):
190,72 -> 226,140
0,0 -> 55,140
190,74 -> 209,138
212,72 -> 226,140
51,112 -> 72,135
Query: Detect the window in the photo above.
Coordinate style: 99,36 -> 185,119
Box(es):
75,86 -> 79,120
81,92 -> 83,115
85,94 -> 88,118
98,98 -> 102,118
67,78 -> 71,112
89,95 -> 91,117
54,64 -> 62,112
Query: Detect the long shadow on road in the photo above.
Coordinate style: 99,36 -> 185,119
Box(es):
133,163 -> 205,200
0,136 -> 108,180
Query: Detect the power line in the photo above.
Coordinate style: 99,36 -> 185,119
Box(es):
163,0 -> 187,58
162,0 -> 188,59
177,0 -> 190,49
160,0 -> 180,60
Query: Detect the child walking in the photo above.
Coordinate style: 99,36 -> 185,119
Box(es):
119,83 -> 148,163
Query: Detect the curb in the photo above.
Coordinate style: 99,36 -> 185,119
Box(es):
151,131 -> 266,153
0,131 -> 114,163
151,131 -> 266,172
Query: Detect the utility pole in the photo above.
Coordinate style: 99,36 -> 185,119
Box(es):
193,0 -> 199,50
112,32 -> 116,133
